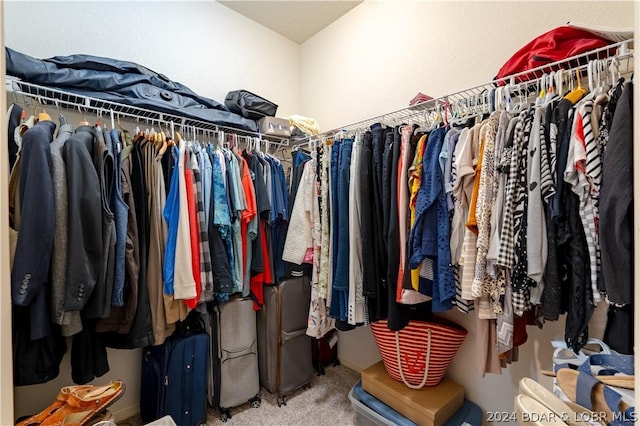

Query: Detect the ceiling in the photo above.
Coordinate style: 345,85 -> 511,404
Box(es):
219,1 -> 363,44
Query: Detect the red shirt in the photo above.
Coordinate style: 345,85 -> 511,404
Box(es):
183,168 -> 201,309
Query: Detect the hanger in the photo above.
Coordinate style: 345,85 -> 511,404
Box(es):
168,121 -> 175,147
450,97 -> 476,126
413,107 -> 433,134
534,74 -> 546,106
35,97 -> 51,122
428,102 -> 444,130
54,100 -> 67,125
95,109 -> 104,130
544,72 -> 556,102
564,68 -> 586,104
380,114 -> 394,129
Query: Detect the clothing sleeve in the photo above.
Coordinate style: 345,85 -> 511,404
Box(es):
11,126 -> 55,307
282,164 -> 312,264
173,142 -> 197,299
62,131 -> 103,311
162,152 -> 180,295
409,131 -> 443,269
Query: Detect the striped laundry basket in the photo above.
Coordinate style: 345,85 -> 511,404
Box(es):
370,319 -> 467,388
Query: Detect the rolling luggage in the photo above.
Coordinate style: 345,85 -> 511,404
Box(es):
140,314 -> 209,426
257,276 -> 313,407
312,328 -> 340,375
206,296 -> 261,422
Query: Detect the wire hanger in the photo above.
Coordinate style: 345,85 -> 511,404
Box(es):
54,100 -> 67,125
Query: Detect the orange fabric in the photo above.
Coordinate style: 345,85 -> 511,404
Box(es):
409,134 -> 428,290
465,139 -> 485,235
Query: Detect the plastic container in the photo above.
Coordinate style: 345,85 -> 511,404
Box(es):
349,380 -> 483,426
349,381 -> 417,426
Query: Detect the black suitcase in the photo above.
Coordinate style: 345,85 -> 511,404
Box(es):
140,315 -> 209,426
312,329 -> 340,375
257,276 -> 313,407
224,90 -> 278,120
205,297 -> 261,422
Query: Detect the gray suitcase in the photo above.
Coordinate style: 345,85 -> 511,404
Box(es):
206,297 -> 261,421
257,276 -> 314,407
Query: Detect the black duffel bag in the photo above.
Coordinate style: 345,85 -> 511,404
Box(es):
225,90 -> 278,120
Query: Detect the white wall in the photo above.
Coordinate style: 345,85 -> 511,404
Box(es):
4,0 -> 300,117
300,1 -> 634,130
2,0 -> 636,422
3,1 -> 300,421
299,0 -> 634,418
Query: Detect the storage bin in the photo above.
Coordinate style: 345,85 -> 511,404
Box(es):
258,116 -> 291,137
349,380 -> 483,426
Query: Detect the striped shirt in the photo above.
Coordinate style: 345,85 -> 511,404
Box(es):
564,101 -> 601,304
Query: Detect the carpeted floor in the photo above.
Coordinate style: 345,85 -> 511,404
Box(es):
120,364 -> 361,426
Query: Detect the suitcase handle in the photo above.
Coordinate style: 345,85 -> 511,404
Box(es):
220,340 -> 258,362
281,328 -> 307,343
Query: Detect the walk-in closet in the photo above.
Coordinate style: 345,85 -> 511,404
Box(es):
1,2 -> 638,425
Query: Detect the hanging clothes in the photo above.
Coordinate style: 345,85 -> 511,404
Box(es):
10,119 -> 68,386
348,134 -> 365,325
83,128 -> 116,320
49,124 -> 82,336
329,138 -> 354,324
409,127 -> 454,313
600,81 -> 634,354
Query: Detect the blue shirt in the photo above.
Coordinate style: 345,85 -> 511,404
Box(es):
408,127 -> 454,312
162,146 -> 180,295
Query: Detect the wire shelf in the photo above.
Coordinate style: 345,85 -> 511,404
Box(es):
301,38 -> 633,142
5,78 -> 290,147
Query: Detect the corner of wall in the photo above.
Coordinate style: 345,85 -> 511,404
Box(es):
0,1 -> 15,424
633,3 -> 639,412
113,403 -> 140,423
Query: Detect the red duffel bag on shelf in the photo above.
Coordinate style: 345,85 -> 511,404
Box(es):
370,319 -> 467,389
494,25 -> 614,84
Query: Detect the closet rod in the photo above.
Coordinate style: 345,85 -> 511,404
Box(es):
4,77 -> 290,147
298,38 -> 633,144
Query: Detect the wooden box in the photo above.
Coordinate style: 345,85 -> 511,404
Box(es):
361,361 -> 464,426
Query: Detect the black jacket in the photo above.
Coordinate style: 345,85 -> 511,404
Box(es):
600,82 -> 634,305
62,126 -> 103,311
11,120 -> 56,341
6,48 -> 257,132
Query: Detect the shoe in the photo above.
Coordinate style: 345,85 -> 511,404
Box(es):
577,354 -> 634,390
17,386 -> 93,426
40,381 -> 125,426
515,393 -> 567,425
519,378 -> 590,426
544,353 -> 635,390
557,369 -> 635,425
